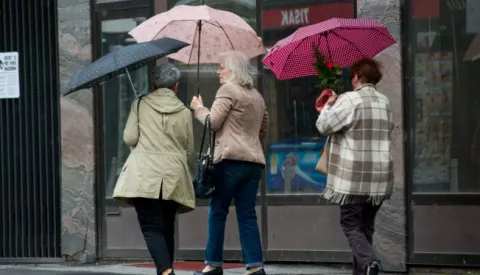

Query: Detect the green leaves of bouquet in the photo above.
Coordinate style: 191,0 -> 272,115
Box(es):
313,44 -> 344,93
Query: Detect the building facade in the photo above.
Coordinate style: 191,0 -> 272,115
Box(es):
1,0 -> 479,272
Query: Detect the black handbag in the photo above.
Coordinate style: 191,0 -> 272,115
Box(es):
193,115 -> 216,198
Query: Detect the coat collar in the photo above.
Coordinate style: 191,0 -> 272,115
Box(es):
353,83 -> 376,91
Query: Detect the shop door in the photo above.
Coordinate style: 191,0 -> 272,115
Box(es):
93,0 -> 153,258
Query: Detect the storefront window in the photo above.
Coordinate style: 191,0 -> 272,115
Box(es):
408,0 -> 480,192
262,0 -> 355,194
101,15 -> 150,198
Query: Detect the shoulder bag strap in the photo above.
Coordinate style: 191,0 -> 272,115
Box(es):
198,115 -> 209,160
207,116 -> 216,162
136,96 -> 144,137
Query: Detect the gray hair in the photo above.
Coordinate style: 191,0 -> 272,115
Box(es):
220,51 -> 254,89
152,63 -> 181,90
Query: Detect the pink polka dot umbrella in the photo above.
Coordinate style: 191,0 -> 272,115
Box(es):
262,18 -> 397,81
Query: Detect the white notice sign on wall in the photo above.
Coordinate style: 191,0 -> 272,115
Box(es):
0,52 -> 20,99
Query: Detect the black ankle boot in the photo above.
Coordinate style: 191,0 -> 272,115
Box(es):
367,261 -> 381,275
193,267 -> 223,275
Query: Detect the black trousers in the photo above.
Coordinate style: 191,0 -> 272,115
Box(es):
340,203 -> 382,275
133,198 -> 177,275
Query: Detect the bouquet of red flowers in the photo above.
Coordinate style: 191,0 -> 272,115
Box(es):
313,45 -> 344,111
313,44 -> 344,92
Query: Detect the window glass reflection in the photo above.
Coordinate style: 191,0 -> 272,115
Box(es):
262,0 -> 355,194
101,16 -> 149,198
409,0 -> 480,192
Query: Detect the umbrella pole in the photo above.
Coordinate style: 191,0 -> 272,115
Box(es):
197,20 -> 202,96
197,0 -> 204,95
125,67 -> 138,98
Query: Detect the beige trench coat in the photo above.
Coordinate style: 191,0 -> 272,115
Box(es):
194,82 -> 269,165
113,88 -> 195,213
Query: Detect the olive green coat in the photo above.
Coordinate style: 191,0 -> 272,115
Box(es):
113,88 -> 195,213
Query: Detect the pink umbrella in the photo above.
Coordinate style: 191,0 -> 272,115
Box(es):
129,5 -> 265,65
262,18 -> 397,80
129,4 -> 265,95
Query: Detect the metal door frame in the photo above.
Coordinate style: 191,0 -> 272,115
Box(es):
92,0 -> 154,260
402,0 -> 480,267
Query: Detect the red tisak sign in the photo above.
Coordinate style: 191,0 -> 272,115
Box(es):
412,0 -> 439,19
280,8 -> 310,27
262,3 -> 354,30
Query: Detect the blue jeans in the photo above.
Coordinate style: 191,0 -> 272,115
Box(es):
205,160 -> 263,269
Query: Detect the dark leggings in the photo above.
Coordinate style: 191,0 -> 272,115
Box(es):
132,198 -> 177,274
340,203 -> 382,275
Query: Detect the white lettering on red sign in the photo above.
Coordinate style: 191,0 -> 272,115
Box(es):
281,8 -> 309,27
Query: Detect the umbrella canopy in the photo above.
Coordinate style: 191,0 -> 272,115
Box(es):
129,4 -> 266,64
262,18 -> 397,80
464,34 -> 480,62
64,38 -> 189,96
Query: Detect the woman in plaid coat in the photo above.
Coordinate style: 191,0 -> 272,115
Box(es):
316,58 -> 394,275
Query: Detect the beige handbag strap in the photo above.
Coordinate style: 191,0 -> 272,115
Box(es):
322,136 -> 331,153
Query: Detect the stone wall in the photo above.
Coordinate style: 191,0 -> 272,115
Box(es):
58,0 -> 96,261
357,0 -> 407,272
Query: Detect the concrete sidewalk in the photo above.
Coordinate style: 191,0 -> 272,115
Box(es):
2,264 -> 480,275
0,263 -> 354,275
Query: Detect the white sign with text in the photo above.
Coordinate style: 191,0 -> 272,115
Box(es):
0,52 -> 20,99
281,8 -> 309,27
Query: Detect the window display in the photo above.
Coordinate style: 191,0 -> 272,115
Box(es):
408,0 -> 480,192
262,0 -> 355,194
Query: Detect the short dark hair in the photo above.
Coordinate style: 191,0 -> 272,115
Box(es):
350,58 -> 382,85
152,63 -> 180,90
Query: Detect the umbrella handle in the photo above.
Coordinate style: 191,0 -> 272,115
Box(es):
125,67 -> 138,98
197,20 -> 202,96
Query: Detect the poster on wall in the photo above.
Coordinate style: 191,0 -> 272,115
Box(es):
413,41 -> 453,186
0,52 -> 20,99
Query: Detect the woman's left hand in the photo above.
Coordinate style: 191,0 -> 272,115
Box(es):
326,95 -> 338,106
317,94 -> 338,112
190,95 -> 203,110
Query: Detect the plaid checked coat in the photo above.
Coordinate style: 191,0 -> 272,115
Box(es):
316,84 -> 394,205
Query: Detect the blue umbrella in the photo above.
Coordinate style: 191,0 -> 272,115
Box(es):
64,37 -> 189,96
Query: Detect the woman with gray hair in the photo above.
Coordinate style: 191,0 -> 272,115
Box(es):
190,51 -> 269,275
113,63 -> 195,275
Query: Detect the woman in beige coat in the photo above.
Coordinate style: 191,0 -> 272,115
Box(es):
113,63 -> 195,275
190,51 -> 269,275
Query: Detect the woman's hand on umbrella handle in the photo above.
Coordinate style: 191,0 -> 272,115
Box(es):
190,95 -> 203,110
